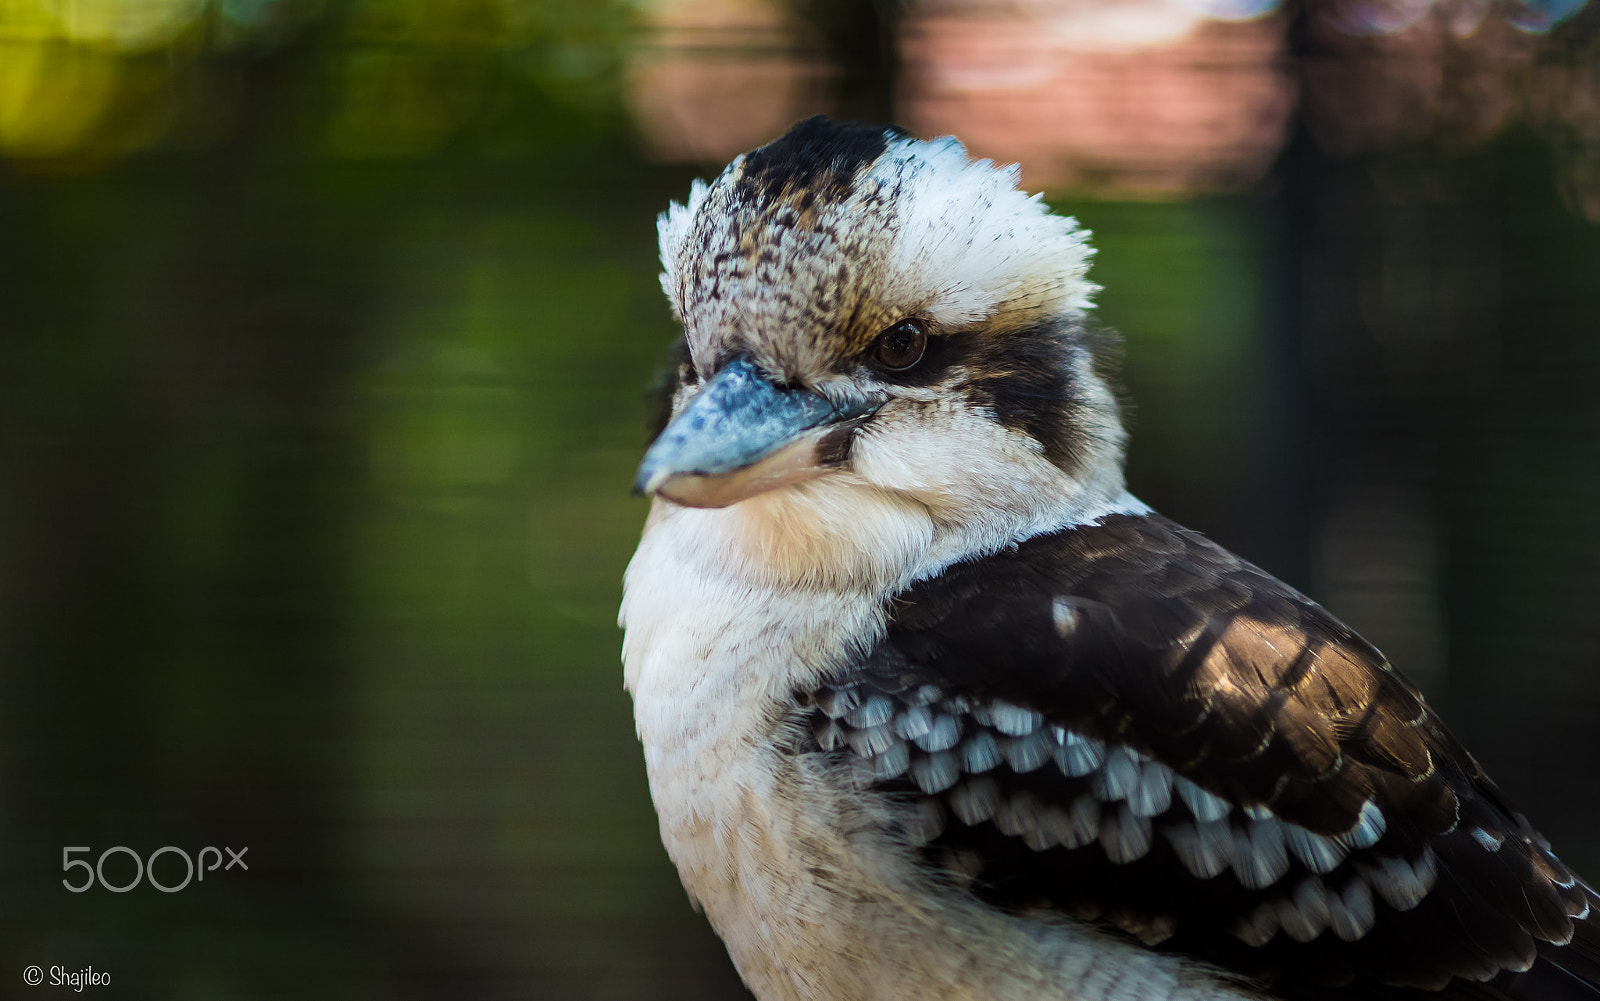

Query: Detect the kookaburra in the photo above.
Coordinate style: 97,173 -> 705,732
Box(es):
619,117 -> 1600,1001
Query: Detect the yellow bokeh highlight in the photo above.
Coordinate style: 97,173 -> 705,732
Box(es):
0,39 -> 121,157
28,0 -> 205,50
0,0 -> 205,159
0,0 -> 635,161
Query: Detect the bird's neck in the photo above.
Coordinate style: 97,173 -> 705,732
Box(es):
628,466 -> 1140,598
619,475 -> 1152,726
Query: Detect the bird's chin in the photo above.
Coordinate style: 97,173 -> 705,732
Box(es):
653,433 -> 837,509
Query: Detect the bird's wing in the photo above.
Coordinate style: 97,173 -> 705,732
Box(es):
801,513 -> 1600,1000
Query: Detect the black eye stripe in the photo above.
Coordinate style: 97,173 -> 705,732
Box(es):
852,322 -> 1094,474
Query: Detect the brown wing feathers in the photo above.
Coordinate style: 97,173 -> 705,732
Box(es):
797,513 -> 1599,999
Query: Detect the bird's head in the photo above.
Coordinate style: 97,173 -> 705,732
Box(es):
636,117 -> 1132,590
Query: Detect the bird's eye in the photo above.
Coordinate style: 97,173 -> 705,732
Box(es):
872,320 -> 927,372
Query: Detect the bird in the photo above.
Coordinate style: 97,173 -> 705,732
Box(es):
618,116 -> 1600,1001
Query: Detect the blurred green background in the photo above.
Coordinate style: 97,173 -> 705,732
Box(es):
2,1 -> 1600,998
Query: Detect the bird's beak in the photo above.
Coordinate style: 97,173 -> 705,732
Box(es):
634,356 -> 872,509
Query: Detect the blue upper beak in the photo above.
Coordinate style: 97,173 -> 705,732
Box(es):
634,357 -> 871,508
